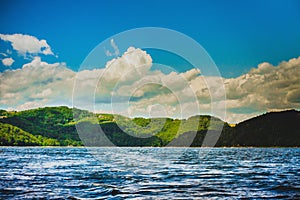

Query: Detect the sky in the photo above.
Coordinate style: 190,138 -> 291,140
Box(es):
0,0 -> 300,123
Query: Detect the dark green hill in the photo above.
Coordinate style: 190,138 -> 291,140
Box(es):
0,107 -> 299,147
218,110 -> 300,147
178,109 -> 299,147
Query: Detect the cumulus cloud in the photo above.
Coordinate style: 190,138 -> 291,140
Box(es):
91,47 -> 153,102
30,88 -> 52,99
0,33 -> 54,56
225,57 -> 300,109
0,45 -> 299,123
223,56 -> 300,122
11,101 -> 47,112
1,57 -> 14,66
0,47 -> 154,112
111,55 -> 300,122
103,47 -> 152,82
23,56 -> 59,68
0,56 -> 75,109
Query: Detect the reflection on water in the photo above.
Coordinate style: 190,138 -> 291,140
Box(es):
0,147 -> 299,199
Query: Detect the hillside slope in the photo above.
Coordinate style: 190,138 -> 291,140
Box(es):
0,107 -> 299,147
219,110 -> 300,147
0,122 -> 59,146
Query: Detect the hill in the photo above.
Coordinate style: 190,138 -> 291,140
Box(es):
0,107 -> 299,147
0,122 -> 59,146
218,110 -> 300,147
0,107 -> 89,146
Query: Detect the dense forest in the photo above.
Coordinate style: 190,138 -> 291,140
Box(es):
0,106 -> 299,147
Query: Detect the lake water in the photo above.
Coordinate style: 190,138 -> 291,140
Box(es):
0,147 -> 299,199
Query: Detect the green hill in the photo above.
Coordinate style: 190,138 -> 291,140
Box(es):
176,109 -> 300,147
0,122 -> 59,146
0,106 -> 299,147
0,106 -> 89,146
217,109 -> 300,147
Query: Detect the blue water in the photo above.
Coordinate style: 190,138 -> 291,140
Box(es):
0,147 -> 299,199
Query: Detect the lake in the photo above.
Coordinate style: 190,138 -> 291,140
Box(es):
0,147 -> 299,199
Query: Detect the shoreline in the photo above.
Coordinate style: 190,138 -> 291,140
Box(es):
0,146 -> 299,148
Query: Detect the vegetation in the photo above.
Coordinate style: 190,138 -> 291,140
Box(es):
0,106 -> 86,146
0,106 -> 299,147
216,110 -> 300,147
0,122 -> 59,146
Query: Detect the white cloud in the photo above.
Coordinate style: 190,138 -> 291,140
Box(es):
0,56 -> 75,109
0,33 -> 54,56
110,55 -> 300,122
105,39 -> 120,57
30,88 -> 52,99
0,45 -> 299,123
2,57 -> 14,66
14,101 -> 47,111
0,47 -> 153,111
22,56 -> 59,68
95,47 -> 153,95
224,112 -> 259,125
104,46 -> 152,81
225,56 -> 300,112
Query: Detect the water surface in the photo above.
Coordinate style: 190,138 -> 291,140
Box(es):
0,147 -> 299,199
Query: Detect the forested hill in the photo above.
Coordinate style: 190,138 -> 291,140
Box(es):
216,109 -> 300,147
0,106 -> 299,147
0,107 -> 91,146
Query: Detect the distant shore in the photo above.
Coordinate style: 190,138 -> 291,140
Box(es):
1,107 -> 299,147
1,146 -> 299,148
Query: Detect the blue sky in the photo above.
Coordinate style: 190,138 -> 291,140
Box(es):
0,0 -> 300,123
1,0 -> 300,77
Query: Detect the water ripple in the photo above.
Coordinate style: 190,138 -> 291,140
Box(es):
0,147 -> 299,199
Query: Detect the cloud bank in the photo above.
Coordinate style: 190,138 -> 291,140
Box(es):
0,46 -> 299,123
